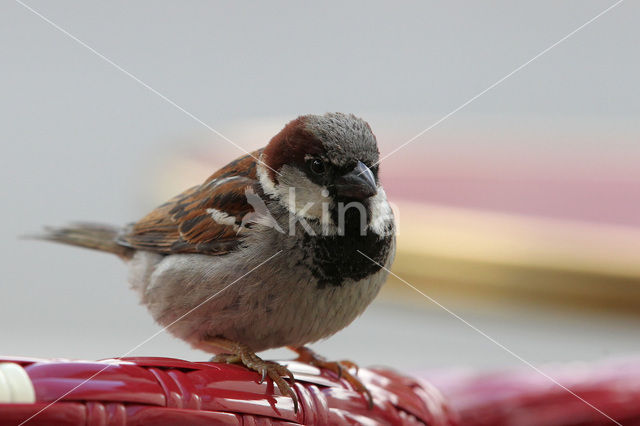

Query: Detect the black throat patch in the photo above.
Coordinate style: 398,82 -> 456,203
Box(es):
302,226 -> 393,288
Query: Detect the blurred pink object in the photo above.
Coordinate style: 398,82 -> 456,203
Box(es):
421,357 -> 640,425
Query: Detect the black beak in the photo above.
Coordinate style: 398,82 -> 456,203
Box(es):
334,161 -> 377,200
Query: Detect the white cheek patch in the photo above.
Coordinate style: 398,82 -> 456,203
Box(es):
257,161 -> 333,221
257,161 -> 278,198
368,187 -> 394,236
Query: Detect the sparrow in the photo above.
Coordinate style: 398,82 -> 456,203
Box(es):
39,112 -> 396,412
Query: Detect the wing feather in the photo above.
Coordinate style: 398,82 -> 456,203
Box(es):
118,151 -> 261,255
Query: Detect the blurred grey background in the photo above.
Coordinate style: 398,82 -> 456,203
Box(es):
1,1 -> 639,372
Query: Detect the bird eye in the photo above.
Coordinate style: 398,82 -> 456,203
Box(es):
307,158 -> 326,175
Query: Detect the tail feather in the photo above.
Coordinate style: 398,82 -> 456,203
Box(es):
34,223 -> 134,259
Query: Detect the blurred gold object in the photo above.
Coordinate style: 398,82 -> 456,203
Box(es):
389,202 -> 640,314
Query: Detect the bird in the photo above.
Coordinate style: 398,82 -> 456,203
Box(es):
38,112 -> 396,412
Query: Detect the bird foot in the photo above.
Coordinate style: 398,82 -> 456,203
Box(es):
209,340 -> 299,413
289,346 -> 373,409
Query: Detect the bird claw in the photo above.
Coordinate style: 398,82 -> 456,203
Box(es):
209,345 -> 299,413
338,359 -> 359,374
210,353 -> 239,363
261,361 -> 299,413
290,346 -> 373,409
335,361 -> 343,378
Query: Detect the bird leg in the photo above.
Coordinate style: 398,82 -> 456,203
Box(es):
207,337 -> 299,413
288,345 -> 373,409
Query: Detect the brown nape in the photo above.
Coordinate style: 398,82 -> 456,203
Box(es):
262,116 -> 324,182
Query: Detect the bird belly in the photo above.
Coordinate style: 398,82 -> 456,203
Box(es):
222,266 -> 390,352
126,244 -> 392,353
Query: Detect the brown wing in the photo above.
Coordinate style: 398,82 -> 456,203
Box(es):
118,150 -> 261,255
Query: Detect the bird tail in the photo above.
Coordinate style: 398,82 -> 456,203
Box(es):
33,223 -> 134,260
